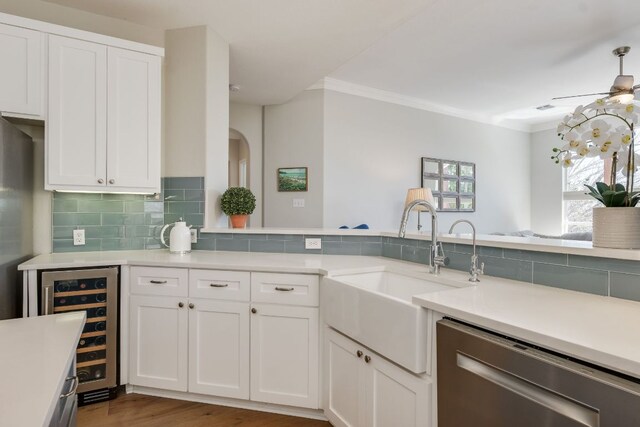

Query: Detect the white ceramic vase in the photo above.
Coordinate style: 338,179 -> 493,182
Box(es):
592,207 -> 640,249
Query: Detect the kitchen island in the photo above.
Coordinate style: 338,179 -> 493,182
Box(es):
0,312 -> 86,427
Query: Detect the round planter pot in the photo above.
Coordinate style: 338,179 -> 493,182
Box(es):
592,207 -> 640,249
229,214 -> 249,229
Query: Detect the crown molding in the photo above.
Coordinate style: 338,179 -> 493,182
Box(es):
308,77 -> 539,133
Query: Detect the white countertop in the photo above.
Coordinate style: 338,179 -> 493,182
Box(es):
413,275 -> 640,378
199,227 -> 640,261
18,249 -> 431,274
0,312 -> 86,427
18,249 -> 640,381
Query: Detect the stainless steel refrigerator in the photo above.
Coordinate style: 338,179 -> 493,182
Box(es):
0,117 -> 33,320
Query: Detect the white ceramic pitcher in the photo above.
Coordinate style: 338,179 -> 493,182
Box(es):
160,218 -> 192,254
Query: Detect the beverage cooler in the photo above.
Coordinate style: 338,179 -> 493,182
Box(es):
40,267 -> 119,404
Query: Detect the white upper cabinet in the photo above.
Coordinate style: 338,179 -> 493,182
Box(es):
46,36 -> 161,193
106,47 -> 161,192
0,23 -> 43,117
47,35 -> 107,189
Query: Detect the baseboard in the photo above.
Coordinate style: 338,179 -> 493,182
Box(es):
127,385 -> 327,421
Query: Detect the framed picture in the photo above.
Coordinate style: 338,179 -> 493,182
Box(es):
421,157 -> 476,212
277,167 -> 308,192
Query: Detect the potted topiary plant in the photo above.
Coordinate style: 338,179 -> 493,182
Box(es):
220,187 -> 256,229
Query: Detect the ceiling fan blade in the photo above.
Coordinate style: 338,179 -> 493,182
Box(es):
552,92 -> 612,100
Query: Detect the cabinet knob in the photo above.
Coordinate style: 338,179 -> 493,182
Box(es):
188,303 -> 194,309
356,350 -> 363,358
97,178 -> 104,184
251,308 -> 257,314
364,355 -> 371,364
178,302 -> 184,308
108,179 -> 115,184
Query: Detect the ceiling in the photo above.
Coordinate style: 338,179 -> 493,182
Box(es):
42,0 -> 640,129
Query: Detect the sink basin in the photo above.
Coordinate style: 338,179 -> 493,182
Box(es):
322,271 -> 454,373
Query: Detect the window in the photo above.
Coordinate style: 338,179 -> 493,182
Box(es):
563,156 -> 601,232
563,149 -> 640,232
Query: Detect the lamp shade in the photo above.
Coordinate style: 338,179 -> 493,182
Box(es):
405,188 -> 435,212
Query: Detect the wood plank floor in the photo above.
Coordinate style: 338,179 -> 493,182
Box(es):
77,393 -> 331,427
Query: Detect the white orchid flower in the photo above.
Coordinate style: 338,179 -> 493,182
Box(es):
576,145 -> 591,157
614,126 -> 634,147
589,119 -> 611,144
585,98 -> 608,111
557,122 -> 568,134
561,152 -> 574,168
563,131 -> 582,149
595,141 -> 619,159
620,153 -> 640,176
573,105 -> 586,116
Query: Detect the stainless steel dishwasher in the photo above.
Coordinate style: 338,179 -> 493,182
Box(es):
437,319 -> 640,427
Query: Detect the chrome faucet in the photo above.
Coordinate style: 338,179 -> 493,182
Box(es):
399,199 -> 449,275
448,219 -> 484,282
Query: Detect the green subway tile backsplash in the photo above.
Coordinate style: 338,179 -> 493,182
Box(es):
50,180 -> 640,303
52,177 -> 205,253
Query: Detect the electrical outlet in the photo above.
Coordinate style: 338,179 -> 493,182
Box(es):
305,238 -> 321,250
73,229 -> 85,246
293,198 -> 305,208
190,228 -> 198,244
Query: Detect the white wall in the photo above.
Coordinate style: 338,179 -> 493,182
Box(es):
0,0 -> 163,46
230,103 -> 263,226
530,128 -> 563,235
322,90 -> 532,233
263,90 -> 324,227
164,27 -> 207,177
204,26 -> 230,228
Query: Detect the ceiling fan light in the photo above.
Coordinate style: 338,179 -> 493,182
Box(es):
611,92 -> 635,104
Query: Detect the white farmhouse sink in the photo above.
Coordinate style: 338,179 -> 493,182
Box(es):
321,271 -> 454,373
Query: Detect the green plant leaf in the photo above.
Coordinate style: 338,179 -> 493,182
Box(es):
601,190 -> 628,207
595,182 -> 610,194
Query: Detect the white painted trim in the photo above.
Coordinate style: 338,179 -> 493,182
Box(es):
310,77 -> 531,132
129,385 -> 328,421
0,11 -> 163,56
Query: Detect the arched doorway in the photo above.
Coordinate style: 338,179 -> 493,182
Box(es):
229,128 -> 250,188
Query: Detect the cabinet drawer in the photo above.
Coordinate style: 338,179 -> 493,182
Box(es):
130,266 -> 188,297
251,273 -> 319,306
189,269 -> 250,301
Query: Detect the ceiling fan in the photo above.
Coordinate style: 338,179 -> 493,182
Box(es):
553,46 -> 637,103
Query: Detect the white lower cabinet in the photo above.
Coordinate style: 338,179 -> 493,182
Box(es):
129,295 -> 188,391
250,303 -> 319,408
325,327 -> 431,427
188,298 -> 250,399
128,268 -> 320,411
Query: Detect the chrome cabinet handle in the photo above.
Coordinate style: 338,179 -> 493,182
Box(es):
108,179 -> 115,184
189,303 -> 194,309
251,308 -> 257,314
356,350 -> 363,358
150,280 -> 167,284
210,283 -> 229,288
364,355 -> 371,364
60,375 -> 79,399
178,302 -> 184,308
97,178 -> 104,184
275,286 -> 294,292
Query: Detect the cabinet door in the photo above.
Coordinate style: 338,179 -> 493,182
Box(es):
106,47 -> 161,192
0,23 -> 42,116
364,351 -> 431,427
324,328 -> 367,427
129,295 -> 188,391
188,299 -> 250,399
47,35 -> 107,189
250,304 -> 319,408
